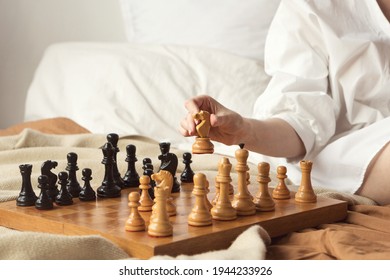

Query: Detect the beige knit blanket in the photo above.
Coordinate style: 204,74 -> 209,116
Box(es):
0,129 -> 375,260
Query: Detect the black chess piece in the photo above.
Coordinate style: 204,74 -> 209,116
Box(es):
17,164 -> 38,206
142,158 -> 152,171
41,160 -> 59,201
142,158 -> 155,187
97,142 -> 122,198
35,175 -> 53,210
158,142 -> 180,193
107,133 -> 125,189
79,168 -> 96,201
143,162 -> 155,199
66,152 -> 82,197
122,144 -> 140,188
55,171 -> 73,206
180,152 -> 195,183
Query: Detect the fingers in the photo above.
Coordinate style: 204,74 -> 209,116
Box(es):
185,95 -> 217,114
184,98 -> 200,115
209,113 -> 219,128
181,95 -> 220,137
182,95 -> 208,137
179,114 -> 197,136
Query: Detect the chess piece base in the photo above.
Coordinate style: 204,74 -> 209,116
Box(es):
16,195 -> 37,207
125,224 -> 145,232
272,191 -> 291,200
253,197 -> 275,212
35,200 -> 53,210
255,205 -> 275,212
171,179 -> 181,193
295,192 -> 317,203
79,192 -> 96,201
97,185 -> 121,198
55,195 -> 74,206
192,137 -> 214,154
188,215 -> 213,227
210,206 -> 237,221
147,224 -> 173,237
67,184 -> 81,198
232,198 -> 256,216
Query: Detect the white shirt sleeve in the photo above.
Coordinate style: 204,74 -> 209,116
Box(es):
253,0 -> 338,161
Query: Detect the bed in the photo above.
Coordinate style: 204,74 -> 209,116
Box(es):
1,0 -> 390,260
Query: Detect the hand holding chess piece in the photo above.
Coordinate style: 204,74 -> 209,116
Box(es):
192,110 -> 214,154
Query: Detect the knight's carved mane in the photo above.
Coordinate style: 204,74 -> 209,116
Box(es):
151,170 -> 173,193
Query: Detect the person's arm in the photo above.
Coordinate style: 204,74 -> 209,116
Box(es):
239,117 -> 305,158
180,95 -> 305,159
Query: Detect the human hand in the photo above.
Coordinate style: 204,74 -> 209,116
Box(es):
179,95 -> 246,145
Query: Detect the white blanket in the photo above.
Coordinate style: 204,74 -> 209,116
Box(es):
24,42 -> 271,147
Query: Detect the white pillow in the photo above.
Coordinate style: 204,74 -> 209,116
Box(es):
119,0 -> 281,61
24,42 -> 270,145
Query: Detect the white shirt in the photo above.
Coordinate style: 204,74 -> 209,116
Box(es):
253,0 -> 390,192
254,0 -> 390,160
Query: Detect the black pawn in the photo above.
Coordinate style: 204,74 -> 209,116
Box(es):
17,164 -> 38,207
35,175 -> 53,210
41,160 -> 59,201
142,158 -> 152,171
66,152 -> 82,197
142,158 -> 154,187
107,133 -> 125,189
122,144 -> 140,188
180,152 -> 195,183
55,171 -> 73,206
79,168 -> 96,201
97,142 -> 122,198
143,161 -> 156,199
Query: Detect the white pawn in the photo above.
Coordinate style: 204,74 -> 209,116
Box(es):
272,166 -> 291,200
138,175 -> 154,212
211,157 -> 237,221
231,144 -> 256,216
147,185 -> 173,237
125,192 -> 145,232
188,173 -> 213,226
253,162 -> 275,211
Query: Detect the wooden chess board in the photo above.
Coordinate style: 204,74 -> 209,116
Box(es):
0,182 -> 347,259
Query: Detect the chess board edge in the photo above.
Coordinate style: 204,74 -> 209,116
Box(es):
0,192 -> 347,260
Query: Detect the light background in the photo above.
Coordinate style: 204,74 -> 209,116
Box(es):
0,0 -> 127,128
